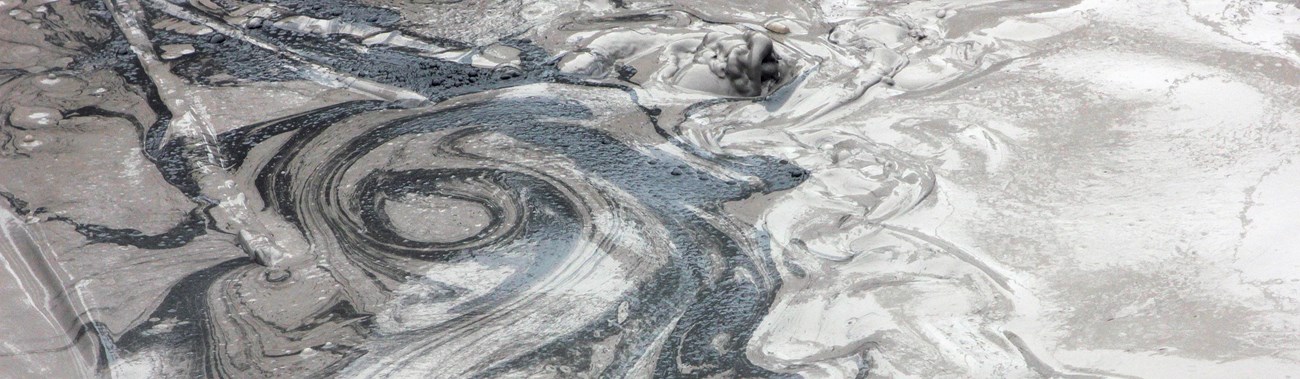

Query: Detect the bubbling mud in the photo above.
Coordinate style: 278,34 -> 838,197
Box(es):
7,0 -> 1300,378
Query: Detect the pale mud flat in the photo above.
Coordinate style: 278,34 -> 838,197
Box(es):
695,0 -> 1300,377
581,0 -> 1300,377
0,0 -> 1299,378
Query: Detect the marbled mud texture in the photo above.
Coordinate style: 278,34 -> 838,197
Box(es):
1,0 -> 1299,378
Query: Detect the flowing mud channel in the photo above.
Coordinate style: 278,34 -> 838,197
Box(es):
3,0 -> 1300,378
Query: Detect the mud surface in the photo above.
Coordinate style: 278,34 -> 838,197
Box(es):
2,0 -> 1300,378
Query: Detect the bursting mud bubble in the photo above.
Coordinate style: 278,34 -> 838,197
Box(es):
4,0 -> 1300,378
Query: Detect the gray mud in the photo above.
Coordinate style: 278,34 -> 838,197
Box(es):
3,0 -> 1300,378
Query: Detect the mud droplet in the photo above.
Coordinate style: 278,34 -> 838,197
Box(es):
765,21 -> 791,34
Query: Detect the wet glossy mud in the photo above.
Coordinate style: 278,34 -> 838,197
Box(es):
3,0 -> 1300,378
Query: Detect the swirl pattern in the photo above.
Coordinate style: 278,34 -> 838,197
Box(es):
116,89 -> 805,377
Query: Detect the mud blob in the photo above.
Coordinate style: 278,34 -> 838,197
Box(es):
667,31 -> 782,97
547,10 -> 801,100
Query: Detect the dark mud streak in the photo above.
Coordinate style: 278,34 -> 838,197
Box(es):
48,208 -> 209,250
217,100 -> 391,170
0,190 -> 37,216
113,258 -> 249,377
0,69 -> 25,85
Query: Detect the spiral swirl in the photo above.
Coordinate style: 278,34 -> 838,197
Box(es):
112,89 -> 808,377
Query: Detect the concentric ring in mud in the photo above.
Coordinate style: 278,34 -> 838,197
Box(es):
121,89 -> 807,378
